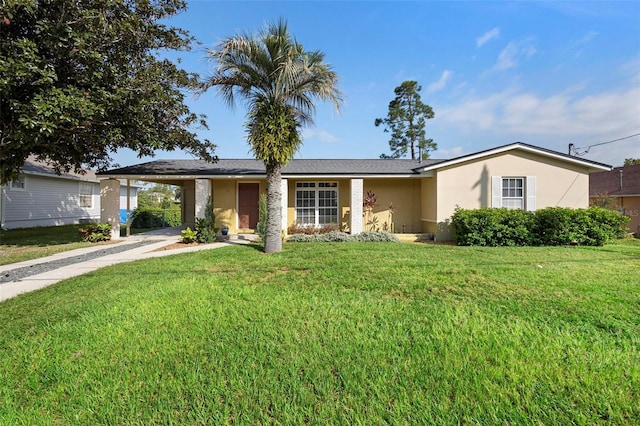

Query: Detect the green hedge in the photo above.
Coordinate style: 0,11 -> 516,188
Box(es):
131,208 -> 181,228
451,207 -> 629,247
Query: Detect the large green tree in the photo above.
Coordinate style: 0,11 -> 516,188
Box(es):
624,158 -> 640,166
202,19 -> 342,253
375,80 -> 436,160
0,0 -> 216,184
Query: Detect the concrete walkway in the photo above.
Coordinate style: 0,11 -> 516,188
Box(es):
0,228 -> 258,303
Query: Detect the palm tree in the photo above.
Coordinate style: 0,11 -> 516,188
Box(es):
202,19 -> 342,253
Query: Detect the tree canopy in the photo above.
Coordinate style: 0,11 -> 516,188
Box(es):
624,158 -> 640,166
202,19 -> 342,253
375,81 -> 436,160
0,0 -> 216,184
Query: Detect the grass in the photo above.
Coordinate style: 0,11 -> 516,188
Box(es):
0,225 -> 94,265
0,225 -> 161,266
1,240 -> 639,424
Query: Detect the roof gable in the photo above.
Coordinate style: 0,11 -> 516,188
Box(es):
412,142 -> 611,173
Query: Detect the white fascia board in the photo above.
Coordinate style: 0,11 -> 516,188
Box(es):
415,143 -> 612,172
283,174 -> 418,179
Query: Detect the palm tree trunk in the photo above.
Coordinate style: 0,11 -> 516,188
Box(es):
264,162 -> 283,253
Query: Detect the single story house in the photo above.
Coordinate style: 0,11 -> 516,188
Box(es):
97,142 -> 611,241
590,164 -> 640,234
0,157 -> 139,230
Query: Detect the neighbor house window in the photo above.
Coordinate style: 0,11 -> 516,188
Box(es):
492,176 -> 536,211
295,182 -> 338,226
9,175 -> 26,191
79,183 -> 93,208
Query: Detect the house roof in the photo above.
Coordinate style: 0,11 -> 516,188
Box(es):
98,158 -> 445,178
18,157 -> 142,187
20,156 -> 99,182
590,164 -> 640,197
413,142 -> 611,173
97,142 -> 612,179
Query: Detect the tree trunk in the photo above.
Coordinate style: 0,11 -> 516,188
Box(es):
264,162 -> 283,253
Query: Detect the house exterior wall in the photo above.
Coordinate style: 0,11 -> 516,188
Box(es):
434,151 -> 593,240
620,196 -> 640,234
361,178 -> 422,233
420,176 -> 438,234
1,174 -> 100,229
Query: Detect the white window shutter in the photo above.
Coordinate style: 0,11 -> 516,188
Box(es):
492,176 -> 502,208
526,176 -> 536,211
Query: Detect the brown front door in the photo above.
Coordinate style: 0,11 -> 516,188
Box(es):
238,183 -> 259,229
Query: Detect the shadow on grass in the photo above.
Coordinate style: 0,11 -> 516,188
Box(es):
0,225 -> 86,246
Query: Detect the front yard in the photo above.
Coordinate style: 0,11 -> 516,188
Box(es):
1,240 -> 638,424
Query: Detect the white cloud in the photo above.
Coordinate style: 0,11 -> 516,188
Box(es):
302,128 -> 340,143
427,70 -> 453,93
494,39 -> 537,71
476,28 -> 500,47
437,83 -> 640,165
437,146 -> 466,159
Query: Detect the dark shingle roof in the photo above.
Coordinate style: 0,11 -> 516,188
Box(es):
590,164 -> 640,196
98,158 -> 445,177
21,157 -> 98,181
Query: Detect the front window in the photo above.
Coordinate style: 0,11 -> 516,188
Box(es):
295,182 -> 338,226
79,183 -> 93,208
502,177 -> 524,210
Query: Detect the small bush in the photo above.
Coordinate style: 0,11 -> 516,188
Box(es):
287,223 -> 340,235
355,231 -> 400,242
131,207 -> 181,228
287,231 -> 398,243
194,196 -> 218,243
79,223 -> 112,242
181,227 -> 197,244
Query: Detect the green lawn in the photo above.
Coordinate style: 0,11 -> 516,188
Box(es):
1,240 -> 639,424
0,225 -> 160,266
0,225 -> 94,265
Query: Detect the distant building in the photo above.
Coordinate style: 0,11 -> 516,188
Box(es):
0,157 -> 139,230
590,164 -> 640,234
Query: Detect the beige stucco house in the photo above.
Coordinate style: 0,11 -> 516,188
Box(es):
97,142 -> 611,241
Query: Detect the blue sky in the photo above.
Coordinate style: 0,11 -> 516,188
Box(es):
112,0 -> 640,168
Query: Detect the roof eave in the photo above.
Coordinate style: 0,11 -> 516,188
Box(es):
414,143 -> 612,173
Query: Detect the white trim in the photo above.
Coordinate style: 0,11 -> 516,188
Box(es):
415,143 -> 612,173
100,173 -> 419,180
294,181 -> 340,227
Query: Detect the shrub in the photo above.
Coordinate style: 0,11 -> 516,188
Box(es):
287,223 -> 340,235
79,223 -> 112,242
195,196 -> 218,243
451,207 -> 535,247
452,206 -> 630,247
180,227 -> 197,244
131,207 -> 181,228
287,231 -> 398,243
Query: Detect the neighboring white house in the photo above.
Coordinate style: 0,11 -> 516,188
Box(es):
0,157 -> 139,230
